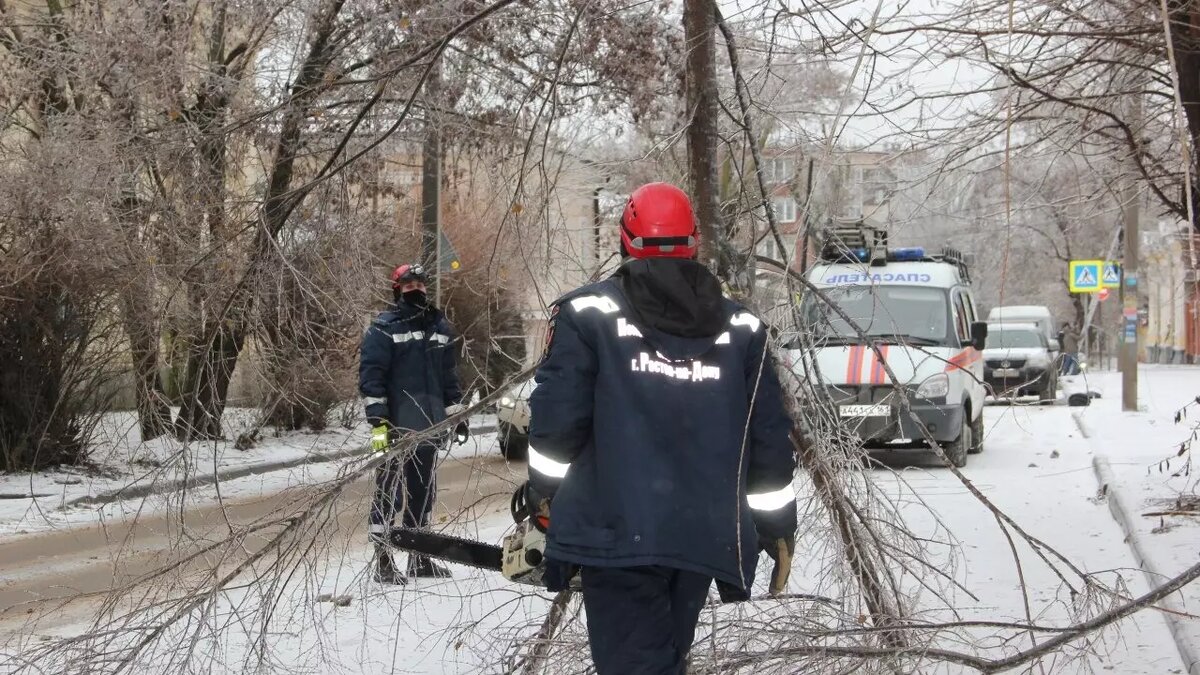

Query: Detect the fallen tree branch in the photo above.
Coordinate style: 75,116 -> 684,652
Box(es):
713,2 -> 911,649
714,559 -> 1200,673
513,590 -> 576,675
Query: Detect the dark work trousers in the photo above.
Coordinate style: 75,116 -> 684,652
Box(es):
369,441 -> 440,539
580,566 -> 713,675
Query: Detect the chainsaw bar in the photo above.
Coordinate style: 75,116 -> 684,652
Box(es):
388,527 -> 504,572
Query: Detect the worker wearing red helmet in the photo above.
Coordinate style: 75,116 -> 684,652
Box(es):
525,183 -> 798,673
359,263 -> 469,584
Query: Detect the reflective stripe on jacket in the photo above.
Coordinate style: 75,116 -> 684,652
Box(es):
528,278 -> 795,594
358,303 -> 462,432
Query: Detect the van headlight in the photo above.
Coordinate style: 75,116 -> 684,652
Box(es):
916,373 -> 949,400
500,396 -> 514,408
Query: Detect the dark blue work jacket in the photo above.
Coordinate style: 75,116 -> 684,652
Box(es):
358,302 -> 462,432
527,275 -> 795,595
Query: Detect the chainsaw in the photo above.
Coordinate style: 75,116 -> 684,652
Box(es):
387,487 -> 827,604
388,485 -> 581,590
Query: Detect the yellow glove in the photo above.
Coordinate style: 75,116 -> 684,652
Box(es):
370,424 -> 391,452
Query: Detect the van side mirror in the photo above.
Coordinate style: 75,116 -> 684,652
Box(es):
1048,338 -> 1060,352
970,322 -> 987,351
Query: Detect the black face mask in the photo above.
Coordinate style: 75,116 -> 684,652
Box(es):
402,289 -> 428,309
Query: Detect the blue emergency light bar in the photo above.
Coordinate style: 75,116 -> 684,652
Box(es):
889,247 -> 925,261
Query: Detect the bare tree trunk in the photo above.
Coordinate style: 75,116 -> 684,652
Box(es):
111,82 -> 173,441
120,289 -> 171,441
176,325 -> 244,440
684,0 -> 726,275
1167,0 -> 1200,233
422,56 -> 442,270
176,0 -> 348,440
174,1 -> 235,441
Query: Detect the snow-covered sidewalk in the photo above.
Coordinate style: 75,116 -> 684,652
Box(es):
0,408 -> 498,537
1071,365 -> 1200,673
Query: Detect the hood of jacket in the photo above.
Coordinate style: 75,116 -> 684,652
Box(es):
614,257 -> 726,339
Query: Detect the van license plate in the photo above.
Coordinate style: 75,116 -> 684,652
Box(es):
840,404 -> 889,418
991,368 -> 1019,378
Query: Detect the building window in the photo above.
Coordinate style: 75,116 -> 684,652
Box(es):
758,236 -> 777,260
772,196 -> 797,223
757,234 -> 799,263
766,158 -> 794,183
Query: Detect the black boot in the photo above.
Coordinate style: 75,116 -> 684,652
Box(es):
373,546 -> 407,585
407,554 -> 453,579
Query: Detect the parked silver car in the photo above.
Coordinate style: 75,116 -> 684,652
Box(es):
983,322 -> 1058,401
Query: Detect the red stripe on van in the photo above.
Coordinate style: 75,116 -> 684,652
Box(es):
870,345 -> 889,384
845,345 -> 863,384
944,348 -> 981,372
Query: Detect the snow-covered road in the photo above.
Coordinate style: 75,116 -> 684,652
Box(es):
850,400 -> 1188,672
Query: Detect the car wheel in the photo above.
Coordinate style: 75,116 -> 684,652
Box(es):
498,422 -> 529,461
967,408 -> 984,454
943,410 -> 970,468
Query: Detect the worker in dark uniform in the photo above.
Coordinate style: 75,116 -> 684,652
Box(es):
524,183 -> 798,674
359,263 -> 469,584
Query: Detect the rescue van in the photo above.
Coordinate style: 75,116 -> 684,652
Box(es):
786,226 -> 988,467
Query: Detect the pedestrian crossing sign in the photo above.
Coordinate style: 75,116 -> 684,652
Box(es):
1101,262 -> 1120,288
1069,260 -> 1103,293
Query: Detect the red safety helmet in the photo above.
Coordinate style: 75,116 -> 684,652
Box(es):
620,183 -> 699,259
390,263 -> 429,289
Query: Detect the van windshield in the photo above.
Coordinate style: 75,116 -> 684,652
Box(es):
802,285 -> 950,345
987,328 -> 1043,349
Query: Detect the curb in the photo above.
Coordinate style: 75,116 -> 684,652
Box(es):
68,422 -> 498,509
1075,412 -> 1200,675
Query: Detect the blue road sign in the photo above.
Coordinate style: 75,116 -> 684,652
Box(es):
1070,260 -> 1102,292
1102,262 -> 1121,288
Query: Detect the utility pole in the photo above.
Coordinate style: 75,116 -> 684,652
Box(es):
1120,185 -> 1140,410
421,58 -> 442,305
1120,90 -> 1142,411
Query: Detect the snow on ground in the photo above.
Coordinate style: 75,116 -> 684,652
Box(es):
0,407 -> 499,538
1072,365 -> 1200,663
0,408 -> 360,532
24,390 -> 1185,673
5,372 -> 1198,672
11,512 -> 556,675
222,517 -> 554,675
839,396 -> 1189,672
